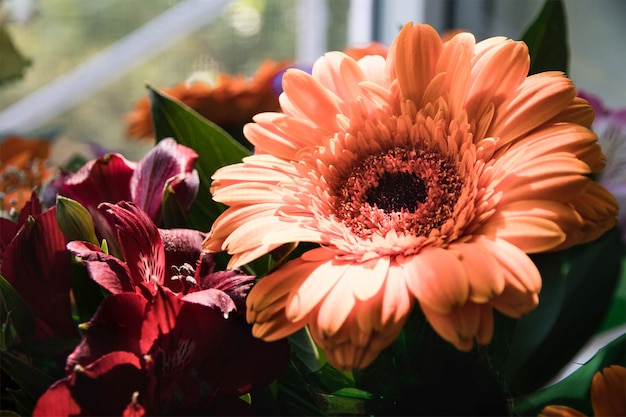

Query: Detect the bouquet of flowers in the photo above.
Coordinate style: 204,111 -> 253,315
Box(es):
1,1 -> 624,415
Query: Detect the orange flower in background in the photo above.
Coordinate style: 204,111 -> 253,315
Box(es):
125,59 -> 291,143
343,41 -> 388,60
203,23 -> 618,370
0,136 -> 55,214
539,365 -> 625,417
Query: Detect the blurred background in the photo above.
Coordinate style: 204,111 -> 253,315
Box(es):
0,0 -> 624,162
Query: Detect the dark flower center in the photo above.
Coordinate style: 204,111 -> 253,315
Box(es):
332,146 -> 462,239
365,171 -> 427,212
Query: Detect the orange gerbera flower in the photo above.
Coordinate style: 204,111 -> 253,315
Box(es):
125,59 -> 290,142
539,365 -> 625,417
203,23 -> 618,370
0,135 -> 55,214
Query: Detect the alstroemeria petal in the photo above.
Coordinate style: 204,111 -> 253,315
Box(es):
59,153 -> 135,211
66,293 -> 147,372
100,202 -> 166,289
67,241 -> 137,294
142,287 -> 289,398
33,351 -> 144,417
182,288 -> 237,316
165,169 -> 200,213
130,138 -> 198,222
3,200 -> 76,340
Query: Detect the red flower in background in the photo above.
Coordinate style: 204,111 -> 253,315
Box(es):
52,137 -> 199,232
0,193 -> 76,342
67,201 -> 251,312
33,201 -> 289,415
34,289 -> 289,416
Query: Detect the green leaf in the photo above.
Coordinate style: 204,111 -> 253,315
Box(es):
287,327 -> 321,373
147,86 -> 251,232
507,228 -> 625,394
513,334 -> 625,416
520,0 -> 569,74
28,338 -> 80,358
55,196 -> 99,244
0,275 -> 36,354
0,349 -> 56,413
353,307 -> 510,416
70,258 -> 105,325
0,27 -> 31,85
6,387 -> 36,416
319,388 -> 371,415
331,387 -> 374,400
599,257 -> 626,332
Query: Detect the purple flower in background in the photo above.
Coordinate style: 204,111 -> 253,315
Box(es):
580,91 -> 626,240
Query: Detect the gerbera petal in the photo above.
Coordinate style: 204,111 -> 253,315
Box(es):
285,253 -> 351,321
273,116 -> 328,150
351,256 -> 390,301
475,303 -> 494,344
539,405 -> 587,417
252,310 -> 308,342
204,203 -> 282,252
489,72 -> 577,147
313,51 -> 366,109
493,153 -> 591,195
492,200 -> 584,242
478,237 -> 541,318
357,55 -> 390,89
548,96 -> 595,128
566,182 -> 619,247
380,258 -> 414,326
227,243 -> 286,269
394,22 -> 443,105
477,236 -> 542,294
492,155 -> 591,206
491,285 -> 539,318
591,365 -> 626,417
244,117 -> 304,159
434,31 -> 474,116
403,247 -> 469,313
246,257 -> 314,317
281,69 -> 341,131
450,242 -> 505,303
506,122 -> 602,170
211,181 -> 283,205
315,274 -> 357,338
222,216 -> 323,255
477,215 -> 565,253
420,302 -> 482,351
211,163 -> 294,183
466,39 -> 529,123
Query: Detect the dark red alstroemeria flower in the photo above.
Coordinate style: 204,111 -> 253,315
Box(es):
67,201 -> 251,314
35,288 -> 289,416
53,138 -> 199,229
0,192 -> 77,341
